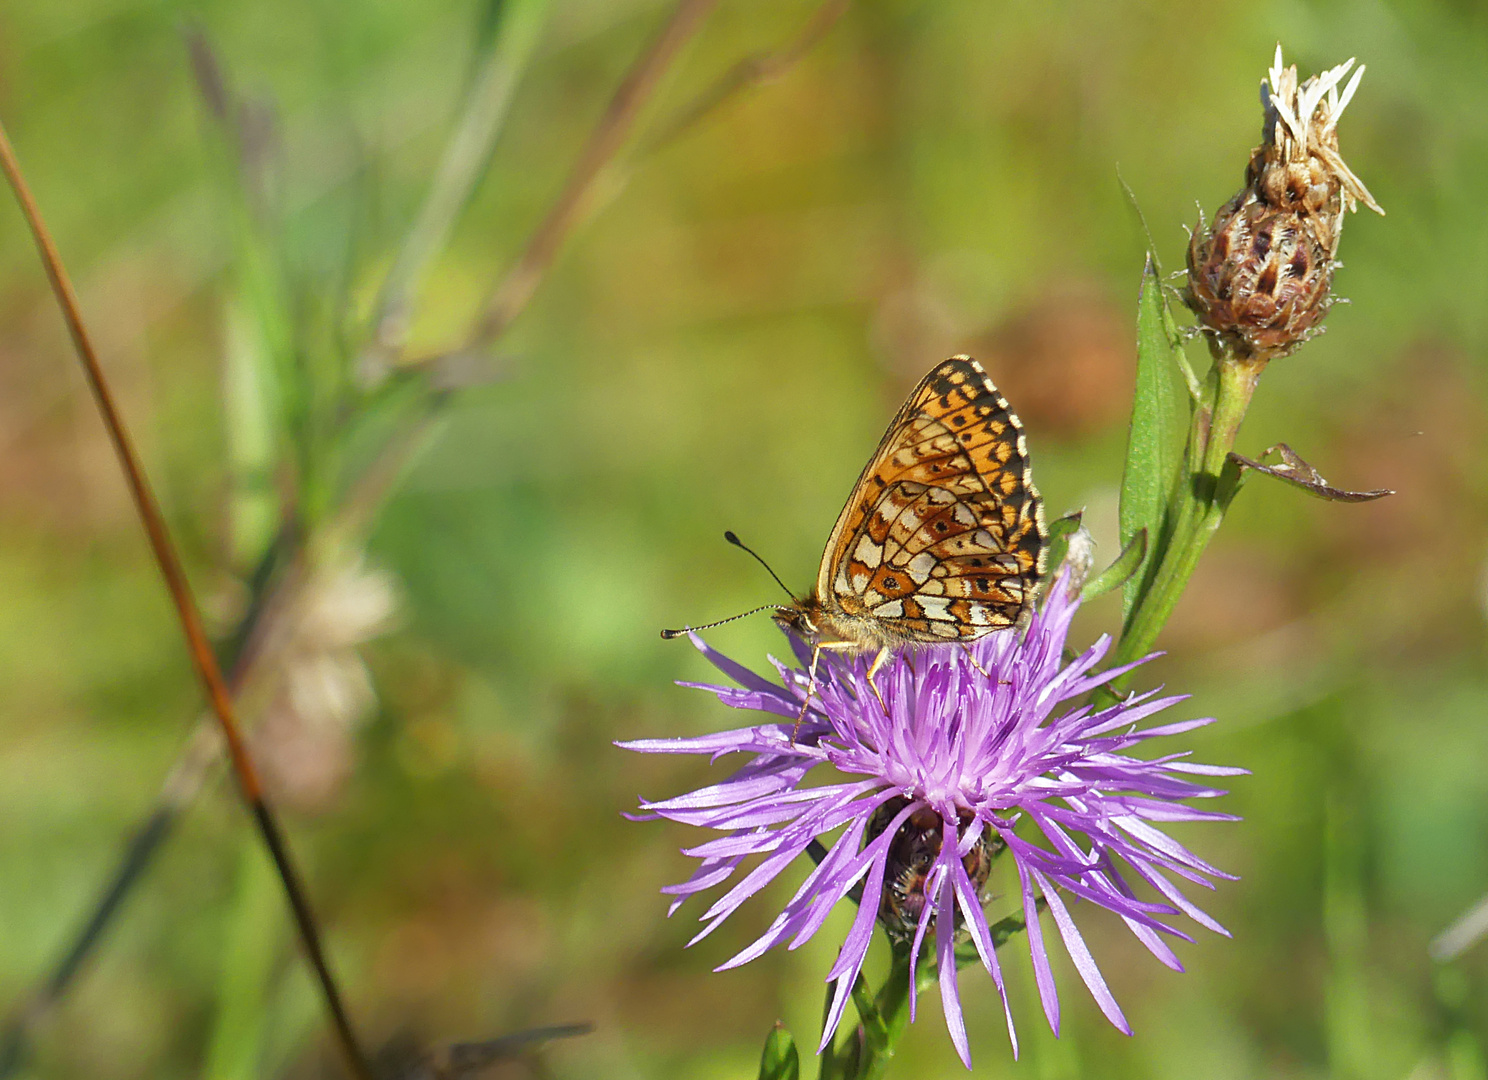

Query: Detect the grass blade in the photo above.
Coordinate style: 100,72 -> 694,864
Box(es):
372,0 -> 551,355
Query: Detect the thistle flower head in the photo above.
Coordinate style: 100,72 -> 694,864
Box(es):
1186,46 -> 1384,362
623,567 -> 1241,1066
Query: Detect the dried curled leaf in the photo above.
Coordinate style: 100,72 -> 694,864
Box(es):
1228,442 -> 1393,503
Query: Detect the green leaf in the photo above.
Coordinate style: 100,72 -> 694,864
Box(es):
1082,528 -> 1148,601
1042,510 -> 1083,579
921,910 -> 1035,991
1119,255 -> 1190,620
1116,178 -> 1201,401
758,1023 -> 801,1080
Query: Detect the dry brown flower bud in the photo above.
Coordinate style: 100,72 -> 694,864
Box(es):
1186,46 -> 1384,362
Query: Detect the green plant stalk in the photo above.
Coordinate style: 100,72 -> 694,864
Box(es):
204,837 -> 283,1080
1115,356 -> 1262,668
815,909 -> 1032,1079
816,954 -> 908,1080
848,949 -> 912,1080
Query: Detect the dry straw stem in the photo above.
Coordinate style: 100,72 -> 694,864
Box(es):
0,122 -> 376,1080
0,531 -> 296,1076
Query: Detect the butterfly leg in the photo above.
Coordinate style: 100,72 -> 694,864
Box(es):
864,645 -> 893,716
960,642 -> 991,679
791,643 -> 824,742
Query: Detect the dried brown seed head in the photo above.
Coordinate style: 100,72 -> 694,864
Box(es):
1186,46 -> 1384,362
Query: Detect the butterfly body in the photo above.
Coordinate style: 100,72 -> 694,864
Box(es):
776,357 -> 1047,660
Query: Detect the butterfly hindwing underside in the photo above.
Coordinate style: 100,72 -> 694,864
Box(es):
793,356 -> 1047,649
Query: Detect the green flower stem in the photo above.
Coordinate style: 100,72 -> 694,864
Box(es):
1115,356 -> 1263,669
817,949 -> 912,1080
817,910 -> 1033,1079
849,949 -> 912,1080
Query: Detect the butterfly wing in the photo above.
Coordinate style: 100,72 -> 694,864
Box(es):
815,356 -> 1046,643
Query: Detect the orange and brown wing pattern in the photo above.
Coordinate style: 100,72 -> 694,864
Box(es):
818,357 -> 1046,643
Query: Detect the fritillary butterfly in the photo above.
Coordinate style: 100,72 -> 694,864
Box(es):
777,356 -> 1047,676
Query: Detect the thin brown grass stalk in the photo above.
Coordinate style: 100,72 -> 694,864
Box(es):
0,121 -> 376,1080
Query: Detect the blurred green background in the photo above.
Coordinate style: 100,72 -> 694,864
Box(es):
1,0 -> 1486,1076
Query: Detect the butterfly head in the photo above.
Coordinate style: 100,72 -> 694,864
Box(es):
772,594 -> 821,640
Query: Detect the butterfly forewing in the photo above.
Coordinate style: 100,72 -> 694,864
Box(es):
816,357 -> 1046,644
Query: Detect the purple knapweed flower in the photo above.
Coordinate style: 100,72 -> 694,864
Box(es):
623,568 -> 1242,1067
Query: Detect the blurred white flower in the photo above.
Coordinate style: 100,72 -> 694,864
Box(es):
257,555 -> 399,809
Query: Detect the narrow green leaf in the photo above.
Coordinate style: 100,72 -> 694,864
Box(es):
758,1023 -> 801,1080
1082,528 -> 1147,601
371,0 -> 551,356
989,907 -> 1032,949
1165,297 -> 1205,403
1119,255 -> 1189,620
932,910 -> 1035,988
1117,177 -> 1200,401
851,975 -> 890,1054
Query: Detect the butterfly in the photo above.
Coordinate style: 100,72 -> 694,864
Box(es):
776,356 -> 1047,691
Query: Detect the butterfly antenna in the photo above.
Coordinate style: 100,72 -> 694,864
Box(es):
723,531 -> 794,600
661,604 -> 790,640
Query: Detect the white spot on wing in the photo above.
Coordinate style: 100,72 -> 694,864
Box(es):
854,534 -> 883,568
919,596 -> 953,621
907,552 -> 936,585
874,600 -> 905,618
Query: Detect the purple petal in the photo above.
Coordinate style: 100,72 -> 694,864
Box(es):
1012,851 -> 1060,1035
937,868 -> 972,1068
1033,870 -> 1131,1034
